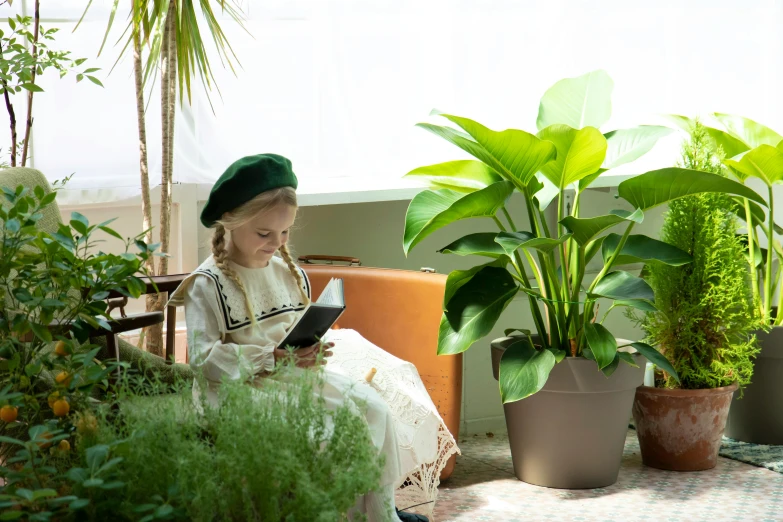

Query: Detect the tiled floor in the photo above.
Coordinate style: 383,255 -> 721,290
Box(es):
433,430 -> 783,522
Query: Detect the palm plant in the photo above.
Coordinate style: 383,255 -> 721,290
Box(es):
80,0 -> 245,355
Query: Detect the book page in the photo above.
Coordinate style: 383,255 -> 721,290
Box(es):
316,278 -> 344,306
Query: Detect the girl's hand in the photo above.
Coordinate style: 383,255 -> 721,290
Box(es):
274,342 -> 334,369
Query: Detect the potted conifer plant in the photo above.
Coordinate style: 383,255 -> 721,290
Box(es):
667,114 -> 783,444
402,70 -> 766,489
629,122 -> 762,471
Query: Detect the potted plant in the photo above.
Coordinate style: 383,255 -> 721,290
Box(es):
629,122 -> 761,471
667,114 -> 783,444
402,70 -> 767,489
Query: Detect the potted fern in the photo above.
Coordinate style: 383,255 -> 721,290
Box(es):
402,70 -> 766,489
629,122 -> 762,471
667,114 -> 783,444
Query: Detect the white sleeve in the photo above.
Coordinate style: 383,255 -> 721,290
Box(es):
183,276 -> 276,383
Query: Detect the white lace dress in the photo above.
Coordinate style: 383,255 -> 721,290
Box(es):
169,255 -> 459,519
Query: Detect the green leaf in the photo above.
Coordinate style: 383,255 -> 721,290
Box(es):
617,351 -> 640,367
537,124 -> 607,189
584,323 -> 618,369
585,236 -> 607,264
403,181 -> 514,254
438,266 -> 518,355
69,498 -> 90,510
713,113 -> 783,149
99,226 -> 124,241
602,233 -> 692,266
404,160 -> 502,193
498,337 -> 556,403
613,299 -> 659,313
618,167 -> 767,210
70,212 -> 89,235
631,342 -> 680,384
0,510 -> 23,520
427,113 -> 558,187
591,271 -> 654,301
32,489 -> 57,500
86,444 -> 109,470
19,83 -> 43,92
443,260 -> 506,310
723,144 -> 783,187
536,70 -> 614,130
86,75 -> 103,87
494,231 -> 572,255
155,505 -> 174,517
83,478 -> 104,488
530,174 -> 559,210
5,218 -> 20,233
30,323 -> 52,342
438,233 -> 507,258
602,126 -> 673,169
601,354 -> 621,377
560,208 -> 644,245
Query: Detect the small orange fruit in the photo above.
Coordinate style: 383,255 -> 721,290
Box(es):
52,398 -> 70,417
55,371 -> 72,387
58,439 -> 70,452
54,340 -> 68,357
48,392 -> 59,408
37,431 -> 53,449
0,405 -> 18,423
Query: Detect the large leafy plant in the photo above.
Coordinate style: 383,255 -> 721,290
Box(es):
403,70 -> 767,403
667,114 -> 783,327
632,122 -> 761,390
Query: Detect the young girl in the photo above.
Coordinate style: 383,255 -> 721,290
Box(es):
169,154 -> 457,522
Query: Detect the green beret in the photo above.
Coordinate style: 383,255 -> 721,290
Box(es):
201,153 -> 298,228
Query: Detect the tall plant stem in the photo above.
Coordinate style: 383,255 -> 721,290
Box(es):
765,186 -> 775,321
495,211 -> 548,347
20,0 -> 40,167
743,199 -> 762,319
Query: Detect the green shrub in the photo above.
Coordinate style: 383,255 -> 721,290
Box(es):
632,122 -> 762,389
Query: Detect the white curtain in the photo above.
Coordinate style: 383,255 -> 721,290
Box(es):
4,0 -> 783,203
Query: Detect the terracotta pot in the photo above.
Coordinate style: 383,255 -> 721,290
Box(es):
632,383 -> 738,471
491,336 -> 644,489
725,325 -> 783,444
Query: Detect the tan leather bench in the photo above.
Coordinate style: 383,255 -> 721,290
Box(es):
300,256 -> 462,480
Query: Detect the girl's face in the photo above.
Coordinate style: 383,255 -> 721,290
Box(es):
228,204 -> 297,268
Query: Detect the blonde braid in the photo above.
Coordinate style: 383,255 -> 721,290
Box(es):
211,224 -> 258,327
279,243 -> 310,305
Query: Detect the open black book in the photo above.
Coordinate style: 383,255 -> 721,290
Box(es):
280,278 -> 345,349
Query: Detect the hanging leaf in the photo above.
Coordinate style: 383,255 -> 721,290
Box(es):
584,323 -> 618,369
403,181 -> 515,254
618,168 -> 767,210
590,271 -> 654,302
443,259 -> 508,310
602,233 -> 692,266
438,266 -> 518,355
495,231 -> 572,255
438,233 -> 507,259
499,337 -> 556,403
560,208 -> 644,245
630,342 -> 680,384
404,160 -> 502,193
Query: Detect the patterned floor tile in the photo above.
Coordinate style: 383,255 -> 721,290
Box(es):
434,430 -> 783,522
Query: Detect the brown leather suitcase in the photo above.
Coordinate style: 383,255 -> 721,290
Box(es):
300,256 -> 462,480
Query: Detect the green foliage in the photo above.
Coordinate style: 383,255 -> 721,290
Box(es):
1,367 -> 383,521
403,70 -> 763,402
633,122 -> 762,389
